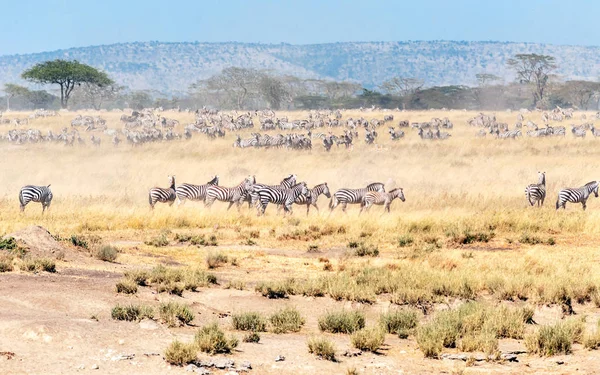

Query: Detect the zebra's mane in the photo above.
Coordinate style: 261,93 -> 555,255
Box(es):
367,182 -> 384,189
207,176 -> 219,185
584,181 -> 598,188
388,187 -> 403,193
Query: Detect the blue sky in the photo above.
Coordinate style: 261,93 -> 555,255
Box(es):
2,0 -> 598,55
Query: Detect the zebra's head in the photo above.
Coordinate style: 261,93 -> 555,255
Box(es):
300,182 -> 309,197
208,175 -> 219,185
282,174 -> 296,186
589,181 -> 600,197
390,188 -> 405,202
168,175 -> 175,188
322,183 -> 331,198
538,171 -> 546,185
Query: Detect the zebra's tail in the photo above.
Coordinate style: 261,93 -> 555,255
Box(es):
555,199 -> 560,210
525,187 -> 532,206
148,191 -> 154,207
329,195 -> 337,210
18,189 -> 24,208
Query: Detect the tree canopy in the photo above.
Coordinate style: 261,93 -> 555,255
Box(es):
21,59 -> 113,108
507,54 -> 556,107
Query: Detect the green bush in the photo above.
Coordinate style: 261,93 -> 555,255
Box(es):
307,336 -> 336,361
270,307 -> 305,334
380,309 -> 419,338
159,302 -> 194,327
243,332 -> 261,343
255,279 -> 295,299
525,321 -> 574,356
397,235 -> 414,247
351,327 -> 385,352
111,304 -> 154,321
0,255 -> 13,272
21,258 -> 56,273
164,340 -> 197,366
70,235 -> 89,249
95,245 -> 118,262
145,232 -> 170,247
124,269 -> 150,286
354,243 -> 379,257
194,322 -> 238,354
115,278 -> 138,294
232,311 -> 267,332
318,310 -> 365,334
206,251 -> 228,269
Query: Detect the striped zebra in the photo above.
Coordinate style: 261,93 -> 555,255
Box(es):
571,125 -> 586,138
149,175 -> 176,209
496,129 -> 522,139
525,172 -> 546,207
248,174 -> 296,208
253,182 -> 310,216
556,181 -> 599,210
176,175 -> 219,205
290,182 -> 331,215
233,134 -> 259,148
204,175 -> 256,211
360,188 -> 405,214
19,185 -> 53,213
329,182 -> 385,213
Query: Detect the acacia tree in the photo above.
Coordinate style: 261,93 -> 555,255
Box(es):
21,59 -> 113,108
559,80 -> 600,109
3,83 -> 30,111
379,76 -> 423,109
507,54 -> 556,108
76,83 -> 123,110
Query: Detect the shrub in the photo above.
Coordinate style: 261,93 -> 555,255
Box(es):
318,310 -> 365,334
243,332 -> 261,343
307,244 -> 320,253
225,279 -> 246,290
145,232 -> 170,247
354,243 -> 379,257
397,235 -> 414,247
520,233 -> 543,245
111,304 -> 154,321
194,323 -> 238,354
164,340 -> 197,366
159,302 -> 194,327
115,278 -> 138,294
195,234 -> 218,247
95,245 -> 118,262
124,269 -> 150,286
525,321 -> 576,356
307,336 -> 336,361
232,311 -> 267,332
0,255 -> 13,272
450,230 -> 494,245
270,307 -> 306,333
380,309 -> 419,338
21,258 -> 56,273
351,327 -> 385,352
206,251 -> 228,269
255,280 -> 295,299
584,328 -> 600,350
416,324 -> 444,358
156,282 -> 184,296
70,235 -> 88,249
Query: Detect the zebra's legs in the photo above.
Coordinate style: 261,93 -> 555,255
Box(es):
341,202 -> 348,213
20,204 -> 25,212
582,201 -> 587,211
204,198 -> 215,208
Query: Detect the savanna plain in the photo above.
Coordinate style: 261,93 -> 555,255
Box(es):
2,109 -> 600,375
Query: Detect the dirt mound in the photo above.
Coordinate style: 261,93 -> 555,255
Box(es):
5,226 -> 68,259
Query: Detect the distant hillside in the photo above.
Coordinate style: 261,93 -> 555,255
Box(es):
2,41 -> 600,95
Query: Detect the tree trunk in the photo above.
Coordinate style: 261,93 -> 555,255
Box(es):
60,83 -> 66,109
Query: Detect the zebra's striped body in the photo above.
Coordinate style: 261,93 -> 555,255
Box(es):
149,175 -> 176,209
253,182 -> 309,216
19,185 -> 53,213
360,188 -> 405,214
556,181 -> 599,210
247,174 -> 296,207
176,176 -> 219,204
329,182 -> 385,213
525,172 -> 546,207
292,182 -> 331,215
204,176 -> 256,211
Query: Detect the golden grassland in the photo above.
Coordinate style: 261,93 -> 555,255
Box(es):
4,109 -> 600,305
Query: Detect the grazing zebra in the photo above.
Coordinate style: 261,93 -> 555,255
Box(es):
149,175 -> 176,209
19,184 -> 53,213
290,182 -> 331,215
176,175 -> 219,205
233,134 -> 259,148
253,182 -> 310,216
248,174 -> 296,208
360,188 -> 405,214
496,129 -> 522,139
525,172 -> 546,207
204,175 -> 256,211
329,182 -> 385,213
556,181 -> 599,210
571,125 -> 586,138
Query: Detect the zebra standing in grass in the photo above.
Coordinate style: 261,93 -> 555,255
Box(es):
329,182 -> 385,213
253,182 -> 310,216
360,188 -> 405,214
149,175 -> 176,209
525,172 -> 546,207
176,175 -> 219,205
290,182 -> 331,215
556,181 -> 599,210
204,176 -> 256,211
248,174 -> 296,208
19,184 -> 53,213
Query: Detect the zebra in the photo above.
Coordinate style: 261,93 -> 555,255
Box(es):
253,182 -> 310,216
19,185 -> 53,213
496,129 -> 522,139
247,174 -> 296,208
329,182 -> 385,213
204,175 -> 256,211
360,188 -> 405,214
233,134 -> 259,148
525,172 -> 546,207
176,175 -> 219,205
149,175 -> 176,209
571,125 -> 586,138
290,182 -> 331,215
556,181 -> 599,210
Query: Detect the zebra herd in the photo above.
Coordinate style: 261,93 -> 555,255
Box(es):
147,175 -> 406,216
524,172 -> 599,210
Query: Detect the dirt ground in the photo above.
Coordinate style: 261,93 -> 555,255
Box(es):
1,232 -> 600,375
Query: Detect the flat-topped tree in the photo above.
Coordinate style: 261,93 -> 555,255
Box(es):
21,59 -> 113,109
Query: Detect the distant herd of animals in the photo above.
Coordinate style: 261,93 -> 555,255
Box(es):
4,106 -> 600,151
17,172 -> 599,214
